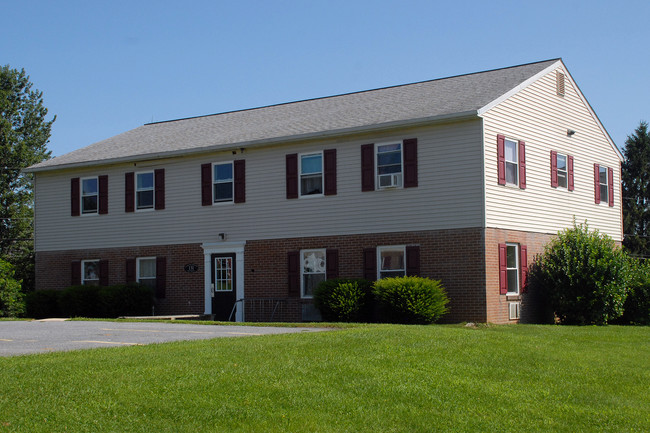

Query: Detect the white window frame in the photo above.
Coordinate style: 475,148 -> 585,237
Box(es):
506,243 -> 519,296
80,176 -> 99,215
599,165 -> 609,204
555,153 -> 568,189
377,245 -> 406,280
375,142 -> 403,189
504,138 -> 518,186
300,249 -> 326,299
135,171 -> 155,211
81,259 -> 100,285
212,161 -> 234,204
299,152 -> 324,197
136,257 -> 157,287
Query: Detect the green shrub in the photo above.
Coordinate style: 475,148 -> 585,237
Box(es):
314,278 -> 373,322
528,222 -> 631,325
25,290 -> 62,319
0,259 -> 25,317
621,259 -> 650,325
100,284 -> 154,317
373,276 -> 449,324
58,285 -> 103,318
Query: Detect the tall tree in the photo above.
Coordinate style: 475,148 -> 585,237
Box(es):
622,121 -> 650,256
0,65 -> 54,291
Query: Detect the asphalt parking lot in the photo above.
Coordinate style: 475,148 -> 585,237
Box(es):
0,320 -> 325,357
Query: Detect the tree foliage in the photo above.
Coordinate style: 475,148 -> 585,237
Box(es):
0,65 -> 54,291
0,258 -> 24,317
622,121 -> 650,257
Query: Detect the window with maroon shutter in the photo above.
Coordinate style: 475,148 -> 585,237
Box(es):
568,156 -> 574,191
154,169 -> 165,210
497,135 -> 506,185
323,149 -> 337,195
608,167 -> 614,207
99,260 -> 109,286
125,172 -> 135,212
361,144 -> 375,191
498,244 -> 507,294
405,246 -> 420,276
98,175 -> 108,214
71,261 -> 81,285
520,245 -> 528,293
155,257 -> 166,298
518,140 -> 526,189
201,163 -> 212,206
126,258 -> 136,283
326,249 -> 339,279
286,154 -> 298,199
234,159 -> 246,203
403,138 -> 418,188
594,164 -> 600,204
71,178 -> 80,216
287,251 -> 300,296
363,248 -> 377,281
551,151 -> 558,187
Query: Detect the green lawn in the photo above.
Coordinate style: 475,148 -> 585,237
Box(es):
1,324 -> 648,432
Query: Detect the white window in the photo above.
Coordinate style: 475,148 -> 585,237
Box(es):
301,249 -> 326,298
300,153 -> 323,196
378,246 -> 406,279
137,257 -> 156,288
506,243 -> 519,295
556,153 -> 568,189
504,139 -> 518,185
377,143 -> 402,188
599,166 -> 608,204
136,172 -> 154,210
213,162 -> 233,203
81,177 -> 98,214
82,259 -> 100,286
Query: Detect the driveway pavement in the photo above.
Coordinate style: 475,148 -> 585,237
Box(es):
0,320 -> 325,357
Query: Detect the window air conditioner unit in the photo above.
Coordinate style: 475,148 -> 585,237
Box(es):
509,302 -> 521,320
378,173 -> 402,188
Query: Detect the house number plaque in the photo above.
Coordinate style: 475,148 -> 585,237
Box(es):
184,264 -> 199,273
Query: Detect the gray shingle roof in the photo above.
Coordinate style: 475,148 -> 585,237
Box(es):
29,59 -> 560,171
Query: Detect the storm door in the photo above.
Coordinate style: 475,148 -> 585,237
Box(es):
211,253 -> 236,321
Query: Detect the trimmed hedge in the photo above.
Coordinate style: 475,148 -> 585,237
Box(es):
314,278 -> 373,322
373,276 -> 449,324
25,284 -> 154,319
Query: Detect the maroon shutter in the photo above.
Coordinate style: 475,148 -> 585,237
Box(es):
71,178 -> 80,216
497,135 -> 506,185
568,156 -> 574,191
154,169 -> 165,210
155,257 -> 166,298
361,144 -> 375,191
594,164 -> 600,204
608,167 -> 614,207
98,175 -> 108,214
71,261 -> 81,286
126,259 -> 136,283
326,249 -> 339,279
201,163 -> 212,206
363,248 -> 377,281
520,245 -> 528,294
518,140 -> 526,189
99,260 -> 109,286
125,172 -> 135,212
323,149 -> 337,196
403,138 -> 418,188
287,251 -> 300,296
550,151 -> 558,187
405,245 -> 420,276
234,159 -> 246,203
286,154 -> 298,199
498,244 -> 507,295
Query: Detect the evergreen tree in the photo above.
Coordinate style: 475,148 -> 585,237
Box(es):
0,65 -> 54,291
622,121 -> 650,256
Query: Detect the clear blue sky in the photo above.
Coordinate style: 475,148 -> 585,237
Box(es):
3,0 -> 648,157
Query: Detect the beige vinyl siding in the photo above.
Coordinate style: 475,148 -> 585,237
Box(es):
482,66 -> 622,241
34,120 -> 485,251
